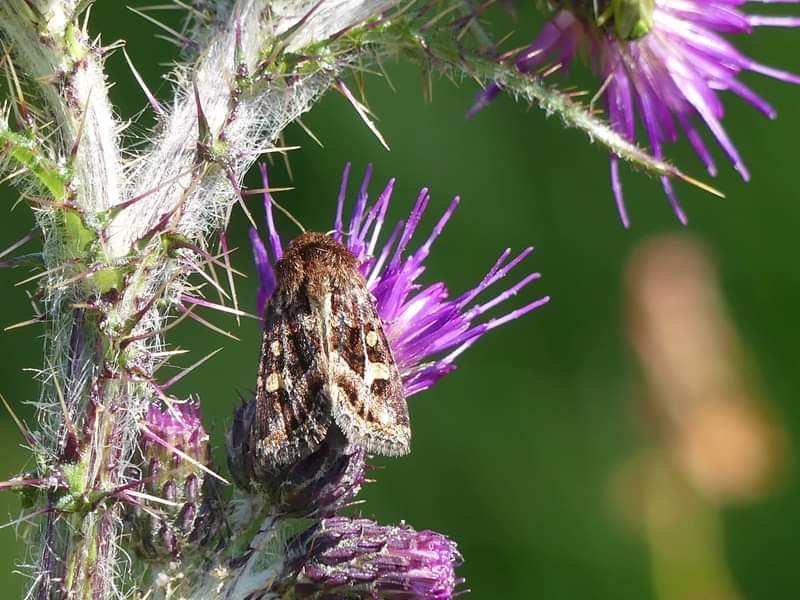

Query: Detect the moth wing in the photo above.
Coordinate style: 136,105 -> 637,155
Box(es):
255,296 -> 333,470
326,284 -> 410,456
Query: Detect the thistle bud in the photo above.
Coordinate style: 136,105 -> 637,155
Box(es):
226,398 -> 366,517
292,517 -> 463,600
125,402 -> 218,560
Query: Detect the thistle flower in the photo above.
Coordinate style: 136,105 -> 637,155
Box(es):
292,517 -> 463,600
471,0 -> 800,226
233,163 -> 547,512
126,402 -> 219,560
251,162 -> 549,396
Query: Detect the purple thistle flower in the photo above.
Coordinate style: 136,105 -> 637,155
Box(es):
250,162 -> 549,397
471,0 -> 800,226
293,517 -> 463,600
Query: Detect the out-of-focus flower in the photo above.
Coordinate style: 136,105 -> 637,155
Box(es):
625,234 -> 787,501
608,233 -> 790,600
292,517 -> 463,600
471,0 -> 800,226
250,162 -> 549,396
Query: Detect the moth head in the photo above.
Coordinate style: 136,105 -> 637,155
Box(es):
277,232 -> 361,292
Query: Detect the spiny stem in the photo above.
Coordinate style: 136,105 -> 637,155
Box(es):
0,1 -> 405,599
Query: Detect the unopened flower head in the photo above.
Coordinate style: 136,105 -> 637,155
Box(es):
141,401 -> 208,467
292,517 -> 463,600
472,0 -> 800,226
126,402 -> 217,559
227,397 -> 367,517
250,162 -> 549,397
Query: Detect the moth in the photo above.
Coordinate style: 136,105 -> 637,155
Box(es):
254,231 -> 410,472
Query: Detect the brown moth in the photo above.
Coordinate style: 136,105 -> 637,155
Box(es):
254,231 -> 410,472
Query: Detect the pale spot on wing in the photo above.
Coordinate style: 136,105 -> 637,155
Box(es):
266,372 -> 282,392
378,407 -> 394,425
365,362 -> 392,385
270,340 -> 281,356
329,382 -> 340,403
366,330 -> 379,347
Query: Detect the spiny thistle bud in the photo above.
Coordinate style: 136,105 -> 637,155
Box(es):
291,517 -> 463,600
125,402 -> 219,560
226,398 -> 366,517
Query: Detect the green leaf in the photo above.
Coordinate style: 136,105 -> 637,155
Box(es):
0,128 -> 71,200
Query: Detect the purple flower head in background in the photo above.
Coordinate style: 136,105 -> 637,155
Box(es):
250,162 -> 549,397
471,0 -> 800,226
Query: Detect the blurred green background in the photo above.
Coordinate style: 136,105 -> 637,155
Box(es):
1,2 -> 800,598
